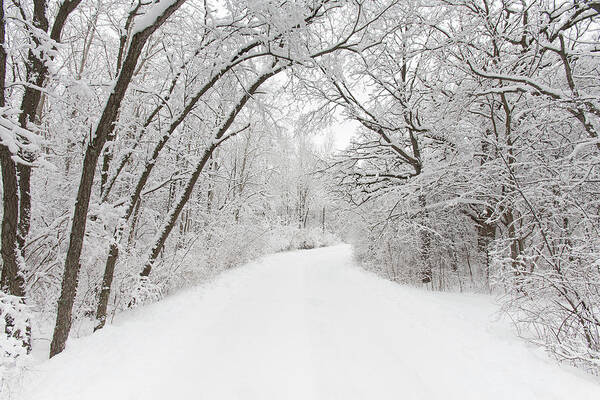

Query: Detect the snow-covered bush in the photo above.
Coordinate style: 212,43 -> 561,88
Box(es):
1,292 -> 31,381
267,225 -> 339,253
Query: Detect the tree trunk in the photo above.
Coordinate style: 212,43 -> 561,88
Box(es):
100,133 -> 115,196
127,199 -> 141,250
14,0 -> 50,260
418,194 -> 432,284
0,148 -> 22,297
0,0 -> 30,354
0,0 -> 21,296
51,144 -> 102,357
475,216 -> 495,289
16,163 -> 31,249
94,242 -> 118,331
505,208 -> 523,276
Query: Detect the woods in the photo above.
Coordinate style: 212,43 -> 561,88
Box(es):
0,0 -> 368,373
1,0 -> 599,385
319,0 -> 600,371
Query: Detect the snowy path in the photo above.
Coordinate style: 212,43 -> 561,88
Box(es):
14,245 -> 600,399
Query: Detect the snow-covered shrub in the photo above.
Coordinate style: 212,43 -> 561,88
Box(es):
1,292 -> 31,380
490,203 -> 600,372
267,224 -> 339,253
349,189 -> 487,293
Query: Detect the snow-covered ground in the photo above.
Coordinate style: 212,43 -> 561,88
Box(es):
9,245 -> 600,399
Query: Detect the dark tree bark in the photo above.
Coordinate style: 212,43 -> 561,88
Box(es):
476,217 -> 495,285
127,199 -> 141,250
0,0 -> 22,296
93,240 -> 119,332
418,193 -> 432,284
96,6 -> 140,198
16,0 -> 83,253
11,0 -> 47,272
50,0 -> 187,357
99,135 -> 114,196
465,208 -> 496,289
0,148 -> 21,296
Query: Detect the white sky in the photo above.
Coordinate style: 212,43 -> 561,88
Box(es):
312,119 -> 359,153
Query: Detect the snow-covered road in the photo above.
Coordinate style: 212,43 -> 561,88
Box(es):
14,245 -> 600,399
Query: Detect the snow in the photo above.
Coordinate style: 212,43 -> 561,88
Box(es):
11,245 -> 600,399
131,0 -> 180,35
468,63 -> 566,99
567,138 -> 600,159
0,112 -> 43,162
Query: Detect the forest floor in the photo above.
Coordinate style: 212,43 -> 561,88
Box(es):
10,245 -> 600,399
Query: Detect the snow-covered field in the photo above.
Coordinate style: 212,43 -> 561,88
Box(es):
9,245 -> 600,399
